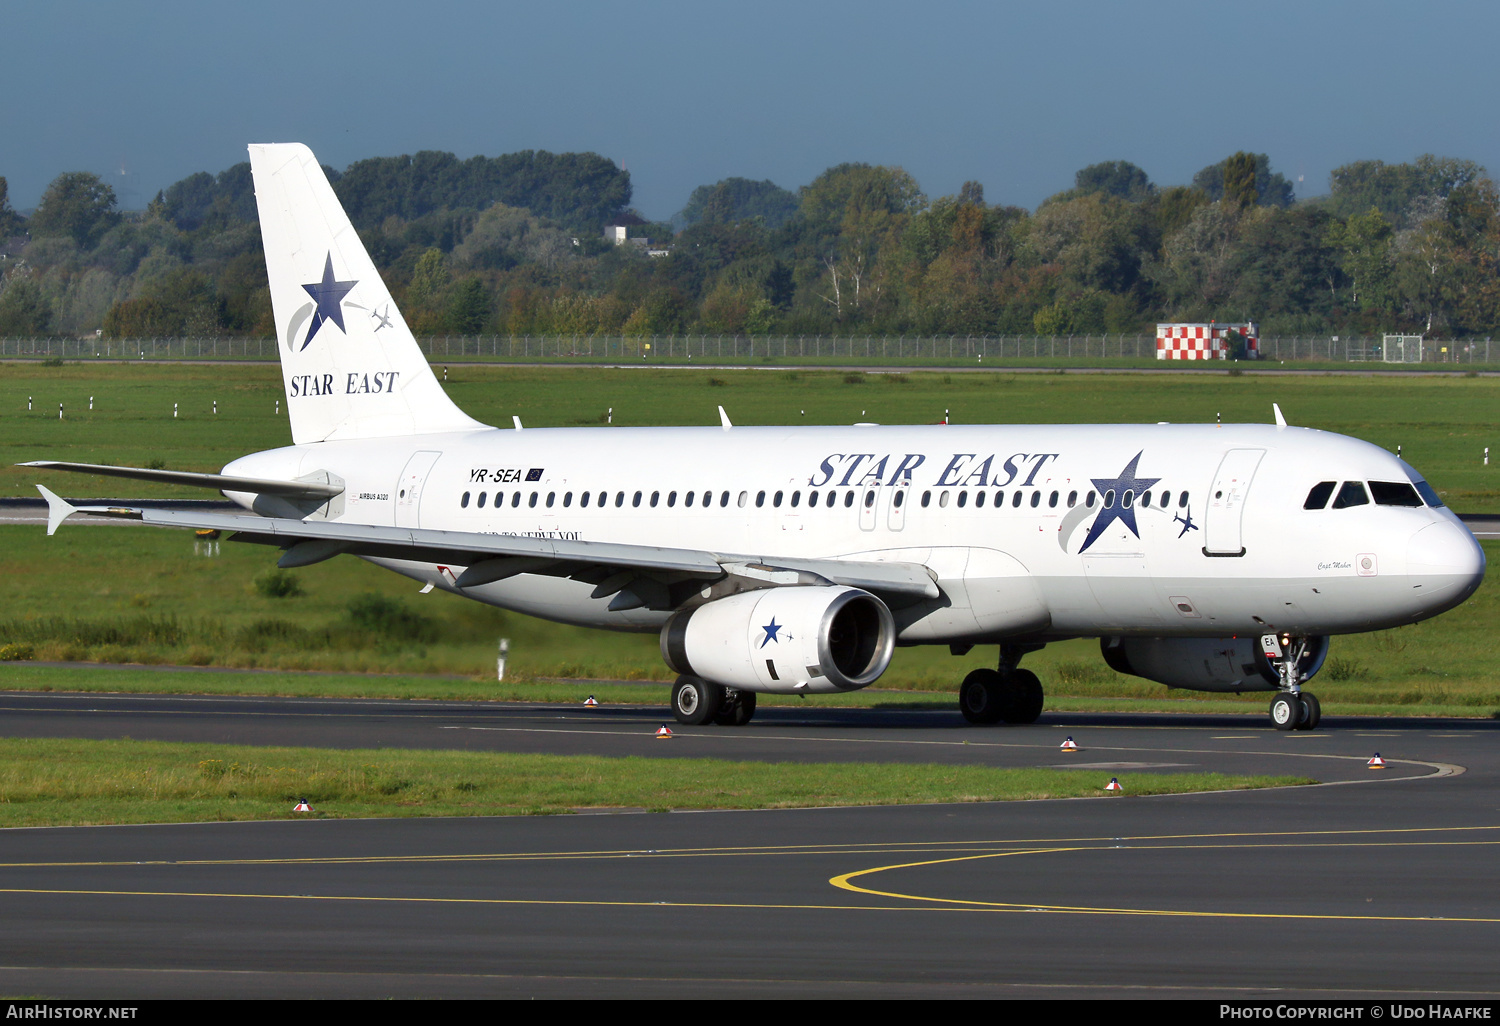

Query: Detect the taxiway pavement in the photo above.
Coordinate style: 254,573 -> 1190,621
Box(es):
0,692 -> 1496,998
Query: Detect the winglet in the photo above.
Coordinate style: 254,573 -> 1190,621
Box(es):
719,406 -> 732,431
1273,403 -> 1287,430
35,484 -> 77,536
513,415 -> 523,431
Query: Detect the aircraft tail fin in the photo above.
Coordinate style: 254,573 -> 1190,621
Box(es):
248,143 -> 485,444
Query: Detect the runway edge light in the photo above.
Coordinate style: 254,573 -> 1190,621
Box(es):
1368,753 -> 1387,769
655,725 -> 673,739
293,799 -> 313,812
1105,778 -> 1123,792
584,695 -> 599,708
1060,737 -> 1079,752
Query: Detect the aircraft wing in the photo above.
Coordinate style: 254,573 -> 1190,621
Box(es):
35,487 -> 939,609
20,461 -> 342,500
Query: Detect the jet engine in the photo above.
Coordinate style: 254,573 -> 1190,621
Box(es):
1100,635 -> 1329,693
662,586 -> 895,694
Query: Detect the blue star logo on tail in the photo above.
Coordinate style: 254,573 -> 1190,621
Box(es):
1079,451 -> 1160,552
300,253 -> 358,350
759,617 -> 786,648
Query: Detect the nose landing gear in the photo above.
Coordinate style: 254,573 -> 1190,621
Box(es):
1263,634 -> 1322,731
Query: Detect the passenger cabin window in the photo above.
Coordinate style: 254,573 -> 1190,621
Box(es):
721,491 -> 731,508
563,492 -> 572,507
738,491 -> 748,508
632,491 -> 642,507
615,491 -> 625,508
1067,490 -> 1077,508
756,491 -> 766,508
975,491 -> 986,508
864,489 -> 875,508
773,490 -> 783,507
546,492 -> 555,508
956,490 -> 967,508
1370,481 -> 1423,507
920,491 -> 930,508
651,491 -> 660,507
1048,491 -> 1059,508
685,491 -> 695,507
511,492 -> 522,508
667,491 -> 677,507
461,492 -> 470,508
1331,481 -> 1370,508
791,491 -> 801,508
1086,491 -> 1097,508
528,492 -> 539,508
1177,491 -> 1188,508
994,490 -> 1004,508
938,491 -> 950,508
808,490 -> 818,507
1304,481 -> 1336,509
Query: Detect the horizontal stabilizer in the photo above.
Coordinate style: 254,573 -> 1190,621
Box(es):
19,461 -> 342,500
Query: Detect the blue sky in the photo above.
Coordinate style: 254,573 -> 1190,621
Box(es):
5,1 -> 1497,218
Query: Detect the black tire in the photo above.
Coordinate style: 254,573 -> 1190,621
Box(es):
959,669 -> 1003,724
1269,691 -> 1302,731
713,690 -> 757,726
1001,669 -> 1045,724
672,675 -> 723,725
1298,692 -> 1321,731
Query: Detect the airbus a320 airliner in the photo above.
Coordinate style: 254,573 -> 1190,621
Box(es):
27,144 -> 1487,730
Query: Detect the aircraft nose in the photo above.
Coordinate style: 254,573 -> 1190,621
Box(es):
1407,520 -> 1486,597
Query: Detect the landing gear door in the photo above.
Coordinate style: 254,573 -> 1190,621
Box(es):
1204,448 -> 1264,556
395,450 -> 442,528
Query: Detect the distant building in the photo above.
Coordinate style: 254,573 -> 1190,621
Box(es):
604,223 -> 672,256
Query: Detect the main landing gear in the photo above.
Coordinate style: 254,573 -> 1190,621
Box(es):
959,644 -> 1046,725
670,675 -> 757,726
1263,634 -> 1321,732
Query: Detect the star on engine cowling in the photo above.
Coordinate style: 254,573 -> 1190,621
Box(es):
1079,451 -> 1160,553
300,253 -> 358,350
759,617 -> 786,648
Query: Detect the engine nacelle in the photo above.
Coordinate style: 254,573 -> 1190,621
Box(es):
1100,635 -> 1329,693
662,586 -> 895,694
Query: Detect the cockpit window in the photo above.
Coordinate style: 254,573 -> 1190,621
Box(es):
1412,479 -> 1445,508
1331,481 -> 1370,509
1369,481 -> 1423,507
1304,481 -> 1336,509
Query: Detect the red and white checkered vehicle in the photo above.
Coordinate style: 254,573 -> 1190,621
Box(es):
1156,323 -> 1259,360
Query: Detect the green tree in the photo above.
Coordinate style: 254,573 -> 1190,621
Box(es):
678,178 -> 798,229
1327,208 -> 1394,312
30,172 -> 122,248
0,274 -> 51,335
1193,153 -> 1294,208
1221,152 -> 1259,208
1074,161 -> 1155,202
0,177 -> 23,238
446,277 -> 489,333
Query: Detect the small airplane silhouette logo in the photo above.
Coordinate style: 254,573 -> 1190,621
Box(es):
1173,510 -> 1198,538
371,305 -> 393,332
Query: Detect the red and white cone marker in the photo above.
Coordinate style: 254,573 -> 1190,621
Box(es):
1104,777 -> 1123,792
583,695 -> 599,708
1060,737 -> 1079,752
293,799 -> 312,812
655,725 -> 673,739
1368,753 -> 1386,769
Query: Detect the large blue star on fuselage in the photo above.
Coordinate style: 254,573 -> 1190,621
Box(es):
759,617 -> 785,648
300,253 -> 358,350
1078,451 -> 1161,552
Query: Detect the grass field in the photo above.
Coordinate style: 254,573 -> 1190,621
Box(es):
0,363 -> 1495,715
3,362 -> 1498,507
0,737 -> 1308,827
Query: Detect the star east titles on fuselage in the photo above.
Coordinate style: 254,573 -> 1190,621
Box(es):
807,452 -> 1062,489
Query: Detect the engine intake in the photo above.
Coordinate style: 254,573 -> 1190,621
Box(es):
662,586 -> 895,693
1100,635 -> 1329,693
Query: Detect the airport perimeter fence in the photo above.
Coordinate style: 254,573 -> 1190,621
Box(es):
1,333 -> 1496,365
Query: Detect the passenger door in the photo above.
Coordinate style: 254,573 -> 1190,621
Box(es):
395,450 -> 442,528
1203,449 -> 1264,556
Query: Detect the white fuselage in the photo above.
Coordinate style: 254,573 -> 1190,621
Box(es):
223,421 -> 1485,645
